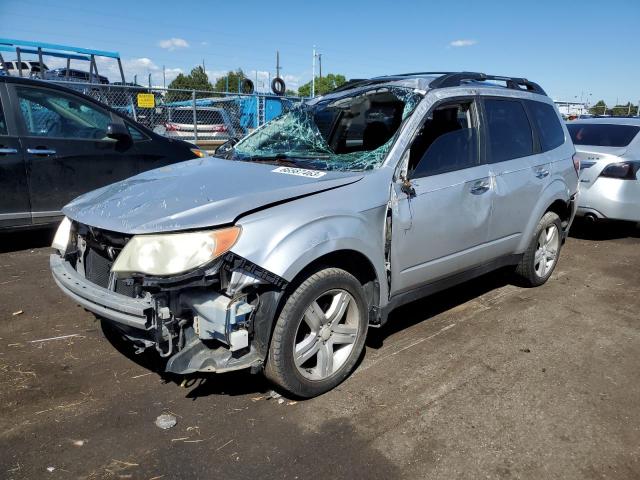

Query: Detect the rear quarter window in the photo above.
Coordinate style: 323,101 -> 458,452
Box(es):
567,124 -> 640,147
526,100 -> 565,151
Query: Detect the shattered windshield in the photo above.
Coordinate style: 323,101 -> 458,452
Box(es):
231,86 -> 423,171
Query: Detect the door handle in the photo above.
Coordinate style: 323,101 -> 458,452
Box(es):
0,147 -> 18,155
535,168 -> 550,179
470,180 -> 491,195
27,148 -> 56,156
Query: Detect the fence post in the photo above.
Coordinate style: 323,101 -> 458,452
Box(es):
192,90 -> 198,143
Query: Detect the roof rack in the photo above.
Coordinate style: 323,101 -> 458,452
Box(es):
329,71 -> 546,96
428,72 -> 547,96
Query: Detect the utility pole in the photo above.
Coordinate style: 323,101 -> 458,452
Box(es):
162,65 -> 166,89
311,46 -> 316,97
318,53 -> 322,79
276,50 -> 281,79
202,58 -> 206,73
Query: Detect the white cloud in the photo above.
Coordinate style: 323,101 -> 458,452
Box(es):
158,38 -> 190,51
449,39 -> 477,48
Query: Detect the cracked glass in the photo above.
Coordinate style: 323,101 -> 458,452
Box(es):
231,86 -> 423,171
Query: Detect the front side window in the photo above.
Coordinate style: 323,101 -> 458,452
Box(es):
126,123 -> 147,141
409,101 -> 479,178
230,86 -> 423,171
567,123 -> 640,147
0,98 -> 7,135
526,100 -> 565,151
16,86 -> 111,139
485,99 -> 534,162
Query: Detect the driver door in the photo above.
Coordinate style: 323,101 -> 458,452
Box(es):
10,84 -> 138,224
389,97 -> 494,296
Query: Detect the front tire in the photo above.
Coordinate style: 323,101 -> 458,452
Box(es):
515,211 -> 562,287
265,268 -> 368,398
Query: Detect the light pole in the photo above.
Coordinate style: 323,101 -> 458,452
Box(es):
311,46 -> 316,97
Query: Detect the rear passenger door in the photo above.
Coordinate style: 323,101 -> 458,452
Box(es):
0,84 -> 31,228
481,97 -> 551,258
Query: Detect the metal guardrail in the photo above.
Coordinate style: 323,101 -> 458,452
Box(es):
48,80 -> 303,146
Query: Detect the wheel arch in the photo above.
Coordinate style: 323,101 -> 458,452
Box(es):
516,179 -> 573,252
286,249 -> 381,315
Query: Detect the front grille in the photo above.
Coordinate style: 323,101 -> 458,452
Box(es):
76,225 -> 138,298
84,247 -> 138,297
85,248 -> 111,288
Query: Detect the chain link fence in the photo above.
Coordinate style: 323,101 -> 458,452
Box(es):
49,80 -> 303,148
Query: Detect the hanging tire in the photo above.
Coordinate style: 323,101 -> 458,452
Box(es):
514,211 -> 562,287
241,78 -> 254,94
264,267 -> 369,398
271,77 -> 286,96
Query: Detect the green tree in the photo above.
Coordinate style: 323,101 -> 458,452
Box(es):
611,102 -> 638,117
298,74 -> 347,97
166,66 -> 213,101
589,100 -> 608,116
214,69 -> 247,93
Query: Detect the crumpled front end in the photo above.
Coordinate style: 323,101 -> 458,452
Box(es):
50,221 -> 287,374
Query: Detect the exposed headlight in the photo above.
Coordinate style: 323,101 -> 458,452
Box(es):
111,226 -> 241,276
52,217 -> 72,254
190,148 -> 207,158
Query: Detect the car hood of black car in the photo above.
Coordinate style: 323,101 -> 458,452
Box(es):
63,157 -> 363,234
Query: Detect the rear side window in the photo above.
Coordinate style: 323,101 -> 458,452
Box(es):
566,124 -> 640,147
526,100 -> 565,151
484,99 -> 534,162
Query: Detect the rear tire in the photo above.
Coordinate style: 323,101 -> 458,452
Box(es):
515,211 -> 562,287
265,268 -> 368,398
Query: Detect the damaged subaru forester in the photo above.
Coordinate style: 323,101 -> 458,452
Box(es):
51,72 -> 579,398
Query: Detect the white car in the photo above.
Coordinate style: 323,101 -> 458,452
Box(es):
2,60 -> 48,77
568,118 -> 640,223
163,107 -> 237,140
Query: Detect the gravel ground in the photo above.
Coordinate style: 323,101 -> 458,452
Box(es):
1,221 -> 639,480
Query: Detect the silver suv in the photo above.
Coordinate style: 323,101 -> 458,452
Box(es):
50,72 -> 579,398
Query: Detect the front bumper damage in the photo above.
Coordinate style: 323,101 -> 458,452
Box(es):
50,249 -> 286,375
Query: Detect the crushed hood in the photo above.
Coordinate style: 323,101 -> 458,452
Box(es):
63,157 -> 363,234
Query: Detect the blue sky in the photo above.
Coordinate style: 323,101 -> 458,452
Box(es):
1,0 -> 638,105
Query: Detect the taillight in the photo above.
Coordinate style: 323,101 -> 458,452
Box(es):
599,161 -> 640,180
212,125 -> 227,132
165,122 -> 178,131
572,153 -> 580,175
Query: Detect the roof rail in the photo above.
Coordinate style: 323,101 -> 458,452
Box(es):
389,71 -> 453,77
429,72 -> 547,95
331,78 -> 369,93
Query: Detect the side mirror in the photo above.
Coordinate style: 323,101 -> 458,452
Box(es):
215,137 -> 240,157
106,122 -> 131,142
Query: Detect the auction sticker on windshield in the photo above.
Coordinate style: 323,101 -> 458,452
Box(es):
272,166 -> 327,178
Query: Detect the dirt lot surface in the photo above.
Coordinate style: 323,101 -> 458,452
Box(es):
1,222 -> 639,480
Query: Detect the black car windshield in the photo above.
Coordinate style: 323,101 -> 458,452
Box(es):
567,123 -> 640,147
231,86 -> 423,171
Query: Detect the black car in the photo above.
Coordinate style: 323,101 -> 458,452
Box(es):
0,76 -> 205,230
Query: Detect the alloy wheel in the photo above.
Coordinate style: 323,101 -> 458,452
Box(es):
534,224 -> 560,278
293,289 -> 360,381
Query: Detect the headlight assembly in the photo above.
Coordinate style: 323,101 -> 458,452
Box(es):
111,226 -> 241,276
52,217 -> 72,254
